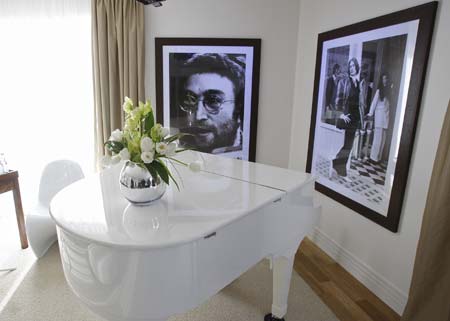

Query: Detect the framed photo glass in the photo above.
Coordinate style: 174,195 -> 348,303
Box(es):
306,2 -> 437,232
155,38 -> 261,161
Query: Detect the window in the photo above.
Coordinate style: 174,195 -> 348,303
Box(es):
0,0 -> 93,209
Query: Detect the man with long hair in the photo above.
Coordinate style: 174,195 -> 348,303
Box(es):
176,53 -> 245,154
331,57 -> 363,180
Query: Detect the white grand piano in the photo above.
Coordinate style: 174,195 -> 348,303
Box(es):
50,151 -> 319,321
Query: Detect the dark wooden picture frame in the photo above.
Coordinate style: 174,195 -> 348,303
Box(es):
155,38 -> 261,162
305,2 -> 437,232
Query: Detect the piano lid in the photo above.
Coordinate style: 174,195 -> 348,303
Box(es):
50,152 -> 312,249
176,151 -> 313,193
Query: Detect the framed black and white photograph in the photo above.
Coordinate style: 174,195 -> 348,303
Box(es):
155,38 -> 261,161
306,2 -> 437,232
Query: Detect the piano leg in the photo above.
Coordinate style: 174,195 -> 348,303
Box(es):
265,248 -> 296,321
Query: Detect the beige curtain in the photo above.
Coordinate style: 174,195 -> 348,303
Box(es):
402,100 -> 450,321
92,0 -> 145,165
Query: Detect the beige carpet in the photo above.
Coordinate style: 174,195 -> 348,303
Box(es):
0,196 -> 37,312
0,244 -> 338,321
0,248 -> 35,312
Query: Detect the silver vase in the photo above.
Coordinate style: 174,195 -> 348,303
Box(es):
119,161 -> 166,205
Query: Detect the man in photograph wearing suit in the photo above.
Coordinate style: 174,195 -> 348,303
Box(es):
331,57 -> 363,180
356,68 -> 373,161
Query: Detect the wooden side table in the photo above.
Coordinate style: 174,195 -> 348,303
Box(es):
0,171 -> 28,249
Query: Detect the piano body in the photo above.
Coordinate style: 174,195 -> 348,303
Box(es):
50,152 -> 320,321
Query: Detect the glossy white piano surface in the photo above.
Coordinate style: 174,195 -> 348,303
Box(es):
50,151 -> 319,321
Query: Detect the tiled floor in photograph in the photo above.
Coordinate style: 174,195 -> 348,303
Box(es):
350,158 -> 387,186
314,155 -> 386,206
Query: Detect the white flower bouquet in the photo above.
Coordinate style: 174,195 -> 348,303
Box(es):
103,97 -> 200,189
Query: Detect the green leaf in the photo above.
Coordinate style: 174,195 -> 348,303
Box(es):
166,167 -> 180,191
156,158 -> 180,191
164,156 -> 188,167
166,158 -> 183,190
144,163 -> 159,181
104,141 -> 124,153
152,160 -> 170,185
163,133 -> 182,143
164,132 -> 194,143
143,109 -> 155,135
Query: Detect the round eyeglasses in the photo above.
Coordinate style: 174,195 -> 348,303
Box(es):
179,92 -> 234,115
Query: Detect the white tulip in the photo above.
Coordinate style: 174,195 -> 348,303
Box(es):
119,148 -> 130,161
109,129 -> 123,142
156,142 -> 168,155
141,151 -> 154,164
140,137 -> 154,152
165,142 -> 177,157
188,161 -> 202,173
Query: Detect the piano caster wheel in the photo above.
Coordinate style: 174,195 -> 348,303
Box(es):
264,313 -> 285,321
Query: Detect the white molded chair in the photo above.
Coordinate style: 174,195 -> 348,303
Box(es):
25,160 -> 84,258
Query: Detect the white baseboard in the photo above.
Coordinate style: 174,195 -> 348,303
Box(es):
308,228 -> 407,315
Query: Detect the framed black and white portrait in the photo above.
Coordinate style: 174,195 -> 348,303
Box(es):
155,38 -> 261,161
306,2 -> 437,232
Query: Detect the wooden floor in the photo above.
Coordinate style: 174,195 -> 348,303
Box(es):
294,238 -> 401,321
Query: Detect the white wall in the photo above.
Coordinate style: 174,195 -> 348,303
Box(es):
289,0 -> 450,314
144,0 -> 450,314
144,0 -> 301,167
